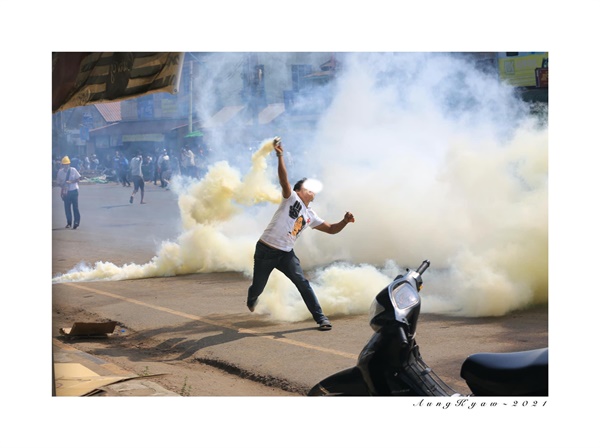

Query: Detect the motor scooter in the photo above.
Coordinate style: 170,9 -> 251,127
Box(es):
308,260 -> 548,396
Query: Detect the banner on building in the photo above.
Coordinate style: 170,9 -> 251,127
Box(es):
52,52 -> 184,113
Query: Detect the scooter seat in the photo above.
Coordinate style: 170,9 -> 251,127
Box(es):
460,347 -> 548,396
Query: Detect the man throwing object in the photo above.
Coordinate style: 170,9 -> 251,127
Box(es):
247,138 -> 355,331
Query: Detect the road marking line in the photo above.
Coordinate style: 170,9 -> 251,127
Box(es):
64,283 -> 357,360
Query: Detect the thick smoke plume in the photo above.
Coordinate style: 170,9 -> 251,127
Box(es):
53,52 -> 548,319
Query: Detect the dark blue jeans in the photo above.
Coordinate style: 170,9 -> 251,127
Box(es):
63,189 -> 80,226
248,241 -> 327,324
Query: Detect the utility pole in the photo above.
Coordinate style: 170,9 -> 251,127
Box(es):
188,60 -> 193,134
242,53 -> 264,127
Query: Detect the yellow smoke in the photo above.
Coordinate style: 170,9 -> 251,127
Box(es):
179,141 -> 280,229
53,139 -> 280,282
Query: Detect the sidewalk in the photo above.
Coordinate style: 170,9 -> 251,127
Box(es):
52,338 -> 178,397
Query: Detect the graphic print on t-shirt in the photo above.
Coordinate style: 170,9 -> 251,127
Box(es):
291,216 -> 306,237
289,200 -> 302,219
288,200 -> 307,237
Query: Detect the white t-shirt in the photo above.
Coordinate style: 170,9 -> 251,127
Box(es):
130,156 -> 143,177
260,191 -> 324,252
56,166 -> 81,191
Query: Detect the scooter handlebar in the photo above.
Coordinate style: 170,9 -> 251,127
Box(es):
416,260 -> 430,275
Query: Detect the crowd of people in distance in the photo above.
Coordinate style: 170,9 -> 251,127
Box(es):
53,145 -> 208,187
53,144 -> 209,227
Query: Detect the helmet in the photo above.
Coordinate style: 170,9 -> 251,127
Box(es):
163,155 -> 170,161
61,156 -> 70,164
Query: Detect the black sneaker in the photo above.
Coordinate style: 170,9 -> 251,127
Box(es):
73,224 -> 79,229
129,196 -> 134,204
65,224 -> 71,229
318,319 -> 332,331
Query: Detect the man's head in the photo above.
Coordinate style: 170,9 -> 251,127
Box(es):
293,178 -> 323,205
293,178 -> 307,193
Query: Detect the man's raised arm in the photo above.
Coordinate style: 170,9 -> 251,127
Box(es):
274,141 -> 292,199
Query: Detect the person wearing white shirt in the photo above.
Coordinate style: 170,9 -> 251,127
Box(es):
247,139 -> 355,331
56,156 -> 82,229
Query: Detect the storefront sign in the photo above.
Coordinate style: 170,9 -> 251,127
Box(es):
122,134 -> 164,142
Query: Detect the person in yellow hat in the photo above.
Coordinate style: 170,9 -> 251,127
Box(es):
56,155 -> 82,229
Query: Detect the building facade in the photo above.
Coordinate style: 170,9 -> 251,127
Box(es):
52,52 -> 338,166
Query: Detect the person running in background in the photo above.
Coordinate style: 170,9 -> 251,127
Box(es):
129,150 -> 146,204
246,138 -> 355,331
56,156 -> 82,229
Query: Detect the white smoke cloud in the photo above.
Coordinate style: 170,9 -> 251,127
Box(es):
295,53 -> 547,317
53,52 -> 548,319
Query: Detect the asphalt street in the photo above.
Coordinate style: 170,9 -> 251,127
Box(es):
51,180 -> 548,396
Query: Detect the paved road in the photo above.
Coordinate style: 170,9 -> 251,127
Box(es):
52,180 -> 548,396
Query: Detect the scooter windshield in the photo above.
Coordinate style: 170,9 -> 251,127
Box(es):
368,279 -> 422,332
391,283 -> 420,317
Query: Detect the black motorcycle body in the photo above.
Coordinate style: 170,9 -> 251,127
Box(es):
308,260 -> 548,397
